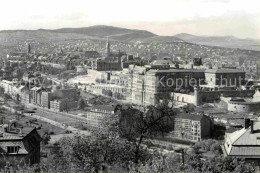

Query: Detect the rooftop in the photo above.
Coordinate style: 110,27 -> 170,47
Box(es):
175,113 -> 206,121
92,105 -> 117,112
205,68 -> 245,74
0,126 -> 36,141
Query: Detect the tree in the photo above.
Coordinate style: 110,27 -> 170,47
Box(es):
41,132 -> 51,145
102,103 -> 176,164
58,135 -> 140,173
77,97 -> 85,109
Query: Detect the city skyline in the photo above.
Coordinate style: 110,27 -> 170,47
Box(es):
0,0 -> 259,39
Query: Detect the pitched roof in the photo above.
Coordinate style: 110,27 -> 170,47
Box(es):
0,128 -> 42,155
226,121 -> 260,157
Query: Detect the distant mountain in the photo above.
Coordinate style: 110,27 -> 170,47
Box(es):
175,33 -> 260,50
133,36 -> 183,43
0,30 -> 91,41
41,25 -> 157,41
1,26 -> 260,51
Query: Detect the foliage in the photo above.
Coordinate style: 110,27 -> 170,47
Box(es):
56,135 -> 147,173
101,103 -> 176,164
41,132 -> 51,145
77,97 -> 86,109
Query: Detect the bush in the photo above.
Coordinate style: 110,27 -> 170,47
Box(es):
210,143 -> 221,154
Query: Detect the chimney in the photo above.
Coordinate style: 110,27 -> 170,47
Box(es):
19,127 -> 24,137
251,120 -> 254,134
244,118 -> 251,129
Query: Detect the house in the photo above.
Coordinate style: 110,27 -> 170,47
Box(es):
223,119 -> 260,159
0,121 -> 42,168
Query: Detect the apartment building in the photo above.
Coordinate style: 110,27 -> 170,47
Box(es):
169,113 -> 213,142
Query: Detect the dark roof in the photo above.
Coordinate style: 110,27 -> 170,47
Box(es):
157,68 -> 205,73
205,68 -> 245,74
175,113 -> 205,121
92,105 -> 116,111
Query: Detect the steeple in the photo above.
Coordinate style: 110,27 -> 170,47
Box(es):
27,43 -> 31,54
106,36 -> 110,57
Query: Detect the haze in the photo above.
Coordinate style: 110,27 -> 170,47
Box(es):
0,0 -> 259,39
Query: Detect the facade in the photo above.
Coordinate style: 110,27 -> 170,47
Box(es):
204,68 -> 245,90
129,65 -> 205,106
86,105 -> 116,130
41,91 -> 54,109
169,113 -> 213,142
89,39 -> 125,71
20,90 -> 32,104
224,119 -> 260,159
50,99 -> 78,112
227,98 -> 260,113
31,87 -> 42,105
0,123 -> 42,167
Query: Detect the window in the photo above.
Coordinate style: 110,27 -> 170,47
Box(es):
7,146 -> 19,154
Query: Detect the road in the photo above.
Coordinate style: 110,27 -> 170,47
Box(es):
23,112 -> 91,136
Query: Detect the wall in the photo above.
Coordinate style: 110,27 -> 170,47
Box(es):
173,92 -> 196,104
227,101 -> 260,113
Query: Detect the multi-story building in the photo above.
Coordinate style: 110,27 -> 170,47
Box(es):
50,98 -> 78,112
20,90 -> 32,104
169,113 -> 213,142
128,65 -> 205,106
0,122 -> 42,167
86,105 -> 116,130
203,68 -> 246,90
31,87 -> 42,105
41,91 -> 54,109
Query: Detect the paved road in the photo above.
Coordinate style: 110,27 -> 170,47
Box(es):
23,113 -> 91,136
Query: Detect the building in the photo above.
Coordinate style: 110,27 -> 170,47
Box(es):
50,98 -> 78,112
223,119 -> 260,159
41,91 -> 54,109
128,65 -> 205,106
20,90 -> 32,104
169,113 -> 213,142
88,38 -> 125,71
0,122 -> 42,167
86,105 -> 117,130
203,68 -> 246,90
227,98 -> 260,113
31,87 -> 42,105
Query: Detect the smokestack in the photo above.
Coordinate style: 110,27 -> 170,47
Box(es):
251,120 -> 254,134
244,118 -> 251,129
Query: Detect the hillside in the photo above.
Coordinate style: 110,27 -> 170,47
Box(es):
175,33 -> 260,50
0,26 -> 259,51
42,25 -> 157,41
0,30 -> 92,44
133,36 -> 183,43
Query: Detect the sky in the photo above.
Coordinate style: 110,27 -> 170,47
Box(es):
0,0 -> 259,39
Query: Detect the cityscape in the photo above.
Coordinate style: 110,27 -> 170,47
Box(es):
1,0 -> 260,172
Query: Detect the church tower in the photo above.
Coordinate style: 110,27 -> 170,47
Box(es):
27,43 -> 31,54
106,37 -> 110,57
194,85 -> 201,106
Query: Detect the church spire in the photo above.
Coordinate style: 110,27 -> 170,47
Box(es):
106,36 -> 110,57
